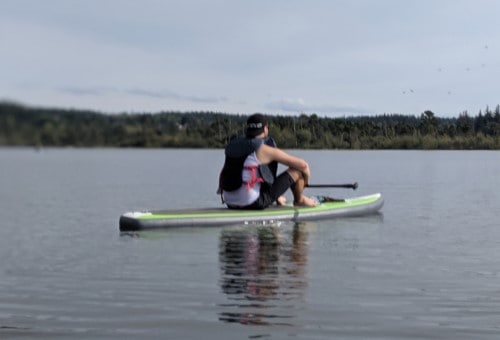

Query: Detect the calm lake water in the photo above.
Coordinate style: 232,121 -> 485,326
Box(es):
1,148 -> 500,339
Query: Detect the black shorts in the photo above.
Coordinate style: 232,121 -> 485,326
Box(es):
229,171 -> 295,210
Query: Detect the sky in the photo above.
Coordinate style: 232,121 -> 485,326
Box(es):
1,0 -> 500,117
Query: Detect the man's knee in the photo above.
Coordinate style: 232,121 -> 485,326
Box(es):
286,168 -> 303,182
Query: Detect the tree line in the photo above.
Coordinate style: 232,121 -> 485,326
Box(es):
1,101 -> 500,149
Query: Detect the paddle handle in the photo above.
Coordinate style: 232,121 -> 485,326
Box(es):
306,182 -> 358,190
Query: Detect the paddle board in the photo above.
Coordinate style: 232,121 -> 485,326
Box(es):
119,193 -> 384,231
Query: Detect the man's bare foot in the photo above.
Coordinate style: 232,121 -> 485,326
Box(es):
277,196 -> 287,206
294,195 -> 318,207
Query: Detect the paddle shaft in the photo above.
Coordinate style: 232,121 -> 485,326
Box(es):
306,182 -> 358,190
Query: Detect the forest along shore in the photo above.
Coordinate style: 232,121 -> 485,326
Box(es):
1,101 -> 500,149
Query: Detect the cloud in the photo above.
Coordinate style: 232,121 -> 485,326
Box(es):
125,88 -> 180,100
266,97 -> 372,116
125,88 -> 227,104
59,86 -> 112,96
266,98 -> 306,112
58,85 -> 228,105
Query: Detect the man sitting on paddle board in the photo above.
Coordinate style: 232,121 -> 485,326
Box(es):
218,113 -> 317,209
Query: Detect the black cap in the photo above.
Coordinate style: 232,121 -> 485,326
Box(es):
245,113 -> 268,138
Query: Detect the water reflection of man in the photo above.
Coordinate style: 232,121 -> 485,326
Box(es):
218,223 -> 309,326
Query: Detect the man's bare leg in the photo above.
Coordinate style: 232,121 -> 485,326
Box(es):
287,169 -> 317,207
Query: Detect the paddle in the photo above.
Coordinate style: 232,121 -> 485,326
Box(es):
306,182 -> 358,190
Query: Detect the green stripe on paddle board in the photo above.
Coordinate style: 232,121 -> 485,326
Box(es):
137,193 -> 381,221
